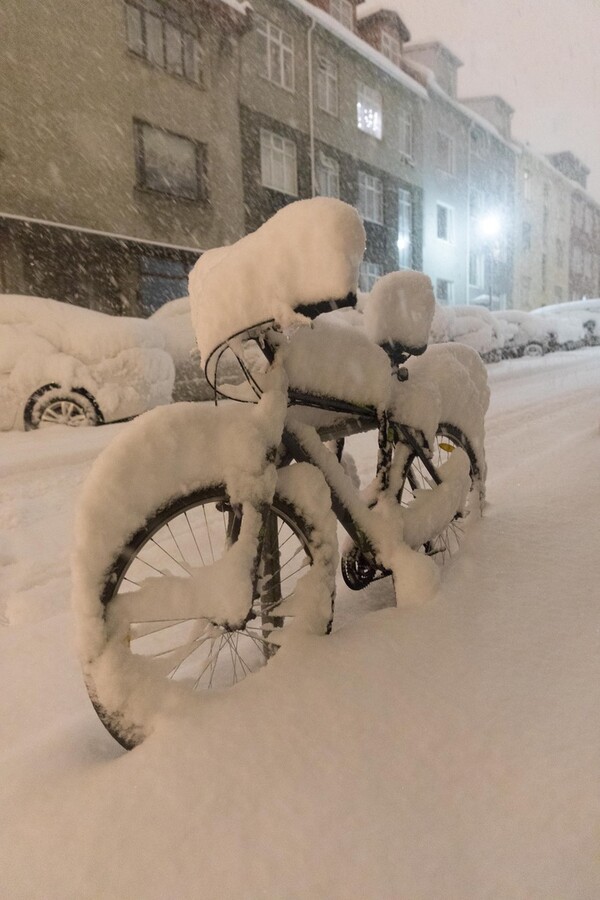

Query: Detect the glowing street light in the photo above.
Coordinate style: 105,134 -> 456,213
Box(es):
478,212 -> 502,241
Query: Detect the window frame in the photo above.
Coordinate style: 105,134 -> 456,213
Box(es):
260,129 -> 298,196
124,1 -> 203,86
359,261 -> 383,292
381,30 -> 401,66
317,56 -> 339,117
256,15 -> 295,92
357,82 -> 383,140
358,170 -> 384,225
398,106 -> 413,161
436,202 -> 454,243
134,120 -> 206,201
316,153 -> 340,199
436,130 -> 455,175
329,0 -> 353,30
435,278 -> 454,304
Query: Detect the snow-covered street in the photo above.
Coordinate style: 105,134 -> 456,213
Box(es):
1,348 -> 599,898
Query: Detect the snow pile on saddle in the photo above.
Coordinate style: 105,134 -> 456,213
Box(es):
362,271 -> 435,353
188,198 -> 366,374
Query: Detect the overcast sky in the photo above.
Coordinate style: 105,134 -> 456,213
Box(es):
394,0 -> 600,200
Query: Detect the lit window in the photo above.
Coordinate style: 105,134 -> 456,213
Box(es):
125,2 -> 203,85
317,57 -> 338,116
398,107 -> 413,160
135,122 -> 205,200
436,279 -> 453,304
436,203 -> 454,242
357,83 -> 382,139
359,262 -> 383,292
381,31 -> 401,66
397,188 -> 412,268
358,171 -> 383,224
436,131 -> 454,174
256,15 -> 294,91
329,0 -> 353,29
260,130 -> 298,195
316,154 -> 340,198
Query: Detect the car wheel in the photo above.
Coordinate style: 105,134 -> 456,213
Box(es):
523,342 -> 544,358
23,384 -> 103,431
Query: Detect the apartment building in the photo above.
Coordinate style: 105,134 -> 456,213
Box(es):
237,0 -> 427,290
0,0 -> 250,313
547,152 -> 600,301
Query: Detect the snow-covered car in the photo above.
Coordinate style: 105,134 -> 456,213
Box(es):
491,310 -> 559,358
149,296 -> 261,401
0,294 -> 175,431
439,304 -> 512,362
149,296 -> 210,401
530,299 -> 600,348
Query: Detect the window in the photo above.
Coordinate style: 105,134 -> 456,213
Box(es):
522,221 -> 532,251
469,251 -> 485,288
436,278 -> 453,304
260,130 -> 298,195
397,188 -> 412,268
381,30 -> 401,66
556,238 -> 564,267
470,127 -> 488,159
359,262 -> 382,292
436,203 -> 453,242
317,57 -> 338,116
357,83 -> 382,139
469,188 -> 484,223
256,15 -> 294,91
436,131 -> 454,174
139,256 -> 190,313
398,107 -> 413,160
125,2 -> 203,85
316,154 -> 340,198
523,170 -> 531,201
135,122 -> 205,200
329,0 -> 353,29
358,171 -> 383,224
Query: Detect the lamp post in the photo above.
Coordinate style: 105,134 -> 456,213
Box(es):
478,213 -> 502,309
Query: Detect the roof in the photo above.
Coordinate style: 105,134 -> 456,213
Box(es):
356,2 -> 411,43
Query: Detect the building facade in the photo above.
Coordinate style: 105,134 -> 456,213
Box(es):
1,0 -> 598,317
0,0 -> 250,314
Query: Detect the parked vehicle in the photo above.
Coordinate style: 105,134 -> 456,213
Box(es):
441,304 -> 511,363
0,294 -> 175,431
531,299 -> 600,348
491,310 -> 558,358
149,296 -> 208,402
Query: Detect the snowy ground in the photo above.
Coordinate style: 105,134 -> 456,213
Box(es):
1,348 -> 599,899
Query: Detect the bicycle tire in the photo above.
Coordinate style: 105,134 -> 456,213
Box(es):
82,480 -> 335,750
400,423 -> 478,563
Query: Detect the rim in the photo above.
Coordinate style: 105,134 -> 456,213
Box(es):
400,433 -> 470,563
39,398 -> 91,427
524,343 -> 543,357
106,492 -> 312,692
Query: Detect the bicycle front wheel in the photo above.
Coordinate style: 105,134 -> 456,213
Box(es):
83,483 -> 332,749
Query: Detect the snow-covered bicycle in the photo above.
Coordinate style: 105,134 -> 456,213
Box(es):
72,199 -> 489,749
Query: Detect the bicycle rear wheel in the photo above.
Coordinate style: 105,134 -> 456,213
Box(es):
400,424 -> 478,563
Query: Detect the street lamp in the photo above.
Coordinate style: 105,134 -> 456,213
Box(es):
478,213 -> 502,308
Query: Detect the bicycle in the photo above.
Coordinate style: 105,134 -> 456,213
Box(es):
72,198 -> 489,750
